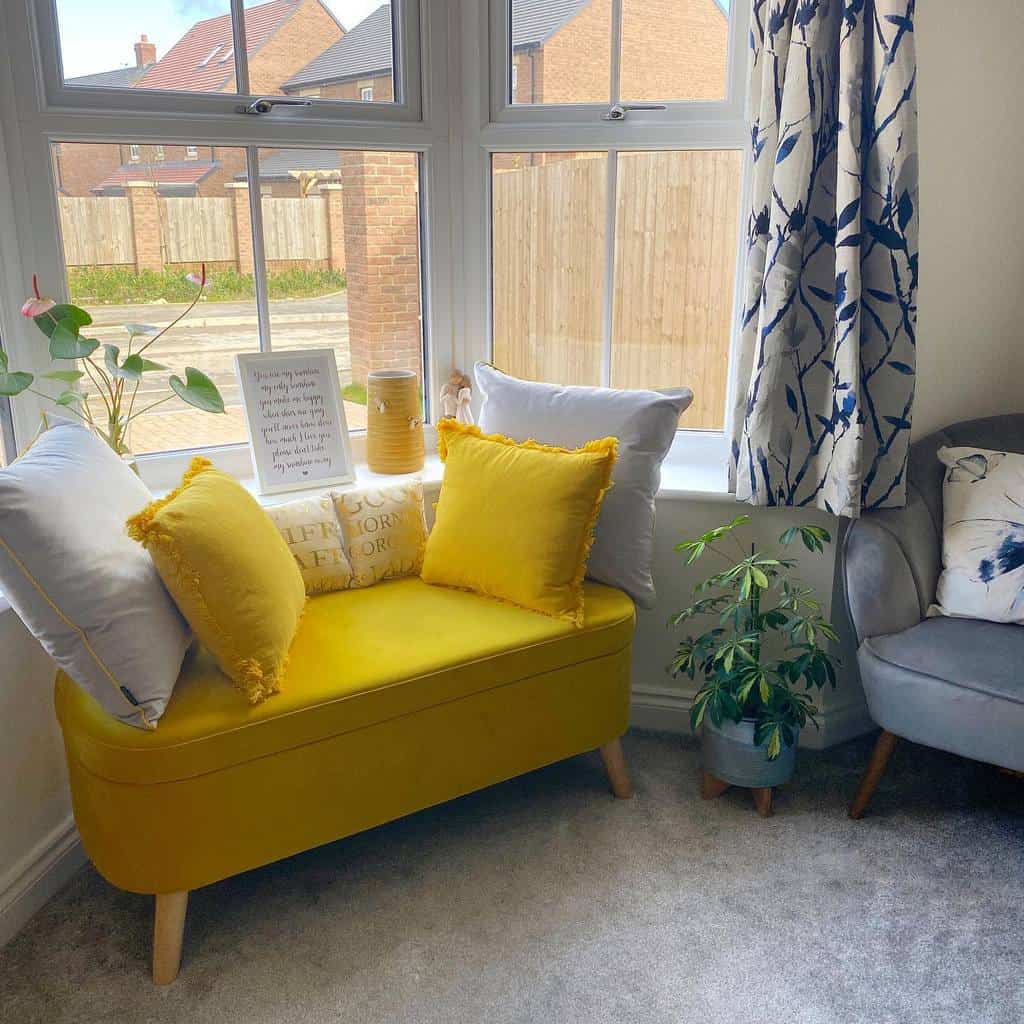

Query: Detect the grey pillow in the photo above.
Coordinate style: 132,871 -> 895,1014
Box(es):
0,423 -> 191,728
474,362 -> 692,607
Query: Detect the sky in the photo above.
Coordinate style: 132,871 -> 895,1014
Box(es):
56,0 -> 386,78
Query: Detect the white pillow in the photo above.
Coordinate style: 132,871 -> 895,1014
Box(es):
0,423 -> 191,728
474,362 -> 693,607
932,445 -> 1024,624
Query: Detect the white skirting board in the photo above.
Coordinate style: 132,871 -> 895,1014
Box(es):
0,816 -> 85,949
629,684 -> 876,749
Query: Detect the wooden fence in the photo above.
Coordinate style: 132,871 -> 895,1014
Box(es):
160,197 -> 236,264
59,194 -> 333,271
492,150 -> 742,430
57,196 -> 133,268
262,197 -> 329,262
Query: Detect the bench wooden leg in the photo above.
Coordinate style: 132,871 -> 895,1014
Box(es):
153,891 -> 188,985
849,730 -> 898,820
599,738 -> 634,799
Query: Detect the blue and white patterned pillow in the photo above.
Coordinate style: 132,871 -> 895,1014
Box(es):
932,446 -> 1024,624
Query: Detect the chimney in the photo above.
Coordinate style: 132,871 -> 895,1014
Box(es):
134,34 -> 156,69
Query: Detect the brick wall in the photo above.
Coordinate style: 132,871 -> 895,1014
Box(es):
339,152 -> 422,386
516,0 -> 729,106
246,0 -> 345,95
317,72 -> 394,102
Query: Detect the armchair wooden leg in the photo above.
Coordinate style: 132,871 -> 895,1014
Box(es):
598,738 -> 634,799
849,730 -> 898,820
153,891 -> 188,985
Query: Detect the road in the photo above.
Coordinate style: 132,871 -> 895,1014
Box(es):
69,291 -> 364,453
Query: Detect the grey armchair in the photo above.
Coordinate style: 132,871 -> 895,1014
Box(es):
841,414 -> 1024,818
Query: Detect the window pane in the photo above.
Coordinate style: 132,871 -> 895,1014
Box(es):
610,150 -> 742,429
56,1 -> 393,104
257,148 -> 423,430
52,143 -> 258,454
492,153 -> 606,386
57,1 -> 236,93
620,0 -> 730,102
510,0 -> 611,105
271,2 -> 396,104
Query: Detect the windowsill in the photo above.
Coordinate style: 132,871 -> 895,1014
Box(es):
0,434 -> 733,620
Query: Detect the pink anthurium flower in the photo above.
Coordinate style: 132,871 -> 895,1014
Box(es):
21,274 -> 55,318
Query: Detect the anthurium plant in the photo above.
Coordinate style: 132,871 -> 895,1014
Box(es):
3,265 -> 224,455
669,515 -> 839,759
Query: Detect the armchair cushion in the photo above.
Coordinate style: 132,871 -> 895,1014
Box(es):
859,617 -> 1024,771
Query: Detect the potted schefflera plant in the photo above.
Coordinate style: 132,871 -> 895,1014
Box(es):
669,515 -> 839,816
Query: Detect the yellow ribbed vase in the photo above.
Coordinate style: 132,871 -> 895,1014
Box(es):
366,370 -> 425,474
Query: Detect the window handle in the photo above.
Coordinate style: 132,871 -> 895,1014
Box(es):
602,103 -> 668,121
238,97 -> 313,116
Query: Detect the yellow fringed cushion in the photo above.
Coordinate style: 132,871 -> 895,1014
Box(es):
421,421 -> 618,627
126,458 -> 306,704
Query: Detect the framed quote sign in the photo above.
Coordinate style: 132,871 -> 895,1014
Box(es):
235,349 -> 355,495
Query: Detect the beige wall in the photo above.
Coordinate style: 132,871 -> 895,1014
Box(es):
3,0 -> 1024,948
912,0 -> 1024,437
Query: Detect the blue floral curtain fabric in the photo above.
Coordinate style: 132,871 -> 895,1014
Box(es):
730,1 -> 919,515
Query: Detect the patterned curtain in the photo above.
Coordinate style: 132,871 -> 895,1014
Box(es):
730,1 -> 919,515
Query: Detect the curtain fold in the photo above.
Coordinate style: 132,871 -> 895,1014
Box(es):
730,0 -> 919,515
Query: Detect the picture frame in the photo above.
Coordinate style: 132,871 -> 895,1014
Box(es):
235,348 -> 355,495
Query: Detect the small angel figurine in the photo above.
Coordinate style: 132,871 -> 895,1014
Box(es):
439,371 -> 475,425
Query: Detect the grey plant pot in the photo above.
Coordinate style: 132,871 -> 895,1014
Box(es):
702,717 -> 799,788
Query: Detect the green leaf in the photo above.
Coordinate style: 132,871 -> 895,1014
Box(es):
170,367 -> 225,413
104,344 -> 138,381
33,303 -> 91,338
49,319 -> 99,360
124,323 -> 161,337
0,368 -> 33,396
55,390 -> 84,406
40,370 -> 84,384
751,567 -> 770,589
125,356 -> 168,373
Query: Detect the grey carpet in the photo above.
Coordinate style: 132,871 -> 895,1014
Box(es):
1,730 -> 1022,1024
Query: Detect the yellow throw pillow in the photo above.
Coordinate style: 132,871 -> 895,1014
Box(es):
333,480 -> 427,589
421,421 -> 618,627
265,493 -> 353,595
126,458 -> 306,704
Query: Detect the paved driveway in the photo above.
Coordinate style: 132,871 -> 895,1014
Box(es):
73,291 -> 367,454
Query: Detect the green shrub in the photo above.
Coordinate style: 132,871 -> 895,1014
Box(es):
68,266 -> 346,305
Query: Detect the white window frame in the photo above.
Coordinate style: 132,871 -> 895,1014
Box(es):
26,0 -> 424,126
361,86 -> 375,102
127,142 -> 140,162
185,144 -> 199,160
0,0 -> 454,488
455,0 -> 751,455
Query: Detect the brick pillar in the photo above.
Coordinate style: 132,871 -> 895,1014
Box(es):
320,183 -> 345,272
124,181 -> 162,273
225,182 -> 254,275
340,153 -> 422,387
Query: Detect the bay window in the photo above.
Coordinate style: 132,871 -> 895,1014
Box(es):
0,0 -> 749,480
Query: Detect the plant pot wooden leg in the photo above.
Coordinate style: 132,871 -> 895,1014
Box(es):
598,738 -> 634,799
700,772 -> 730,800
752,787 -> 773,817
153,891 -> 188,985
849,730 -> 898,820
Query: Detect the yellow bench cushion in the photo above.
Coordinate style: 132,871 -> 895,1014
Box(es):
57,577 -> 636,787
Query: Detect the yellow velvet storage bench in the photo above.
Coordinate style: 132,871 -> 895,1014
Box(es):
55,576 -> 636,983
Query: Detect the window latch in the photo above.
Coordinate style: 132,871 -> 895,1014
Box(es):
602,103 -> 668,122
237,97 -> 313,116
